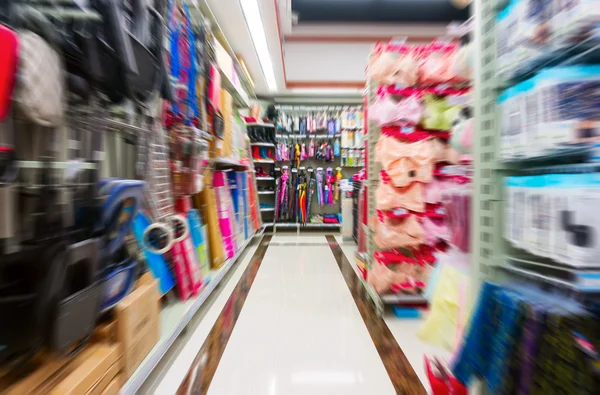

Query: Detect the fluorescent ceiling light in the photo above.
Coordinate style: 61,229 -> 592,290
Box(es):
240,0 -> 278,91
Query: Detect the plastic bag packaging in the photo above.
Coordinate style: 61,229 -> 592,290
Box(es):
368,94 -> 423,127
418,259 -> 471,351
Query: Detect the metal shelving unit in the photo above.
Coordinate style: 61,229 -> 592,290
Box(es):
471,0 -> 600,296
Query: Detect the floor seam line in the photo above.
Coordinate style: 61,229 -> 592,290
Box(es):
177,234 -> 272,395
324,235 -> 426,395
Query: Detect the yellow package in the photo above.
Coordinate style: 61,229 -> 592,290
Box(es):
417,263 -> 471,351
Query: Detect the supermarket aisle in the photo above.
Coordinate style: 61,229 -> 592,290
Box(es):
175,234 -> 424,395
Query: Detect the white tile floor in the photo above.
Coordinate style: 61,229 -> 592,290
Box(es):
151,234 -> 449,394
207,241 -> 395,395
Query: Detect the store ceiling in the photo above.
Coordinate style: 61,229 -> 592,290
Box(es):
291,0 -> 469,23
206,0 -> 469,98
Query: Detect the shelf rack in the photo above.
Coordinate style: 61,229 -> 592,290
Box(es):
190,1 -> 254,106
470,0 -> 600,296
122,230 -> 264,395
250,142 -> 275,148
272,222 -> 341,234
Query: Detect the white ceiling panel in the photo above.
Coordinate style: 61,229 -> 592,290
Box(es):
284,42 -> 372,83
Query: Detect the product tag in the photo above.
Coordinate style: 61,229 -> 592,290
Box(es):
393,208 -> 408,216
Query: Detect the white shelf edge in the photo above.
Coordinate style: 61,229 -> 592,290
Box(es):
260,208 -> 275,212
121,231 -> 261,395
275,134 -> 342,139
255,177 -> 275,181
258,191 -> 275,195
250,142 -> 275,147
253,159 -> 275,164
211,157 -> 247,167
273,223 -> 341,228
219,69 -> 250,108
381,293 -> 428,305
246,123 -> 276,128
191,0 -> 255,101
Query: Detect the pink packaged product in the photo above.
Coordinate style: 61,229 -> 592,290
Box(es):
213,171 -> 235,259
368,94 -> 423,127
375,135 -> 433,169
376,181 -> 425,213
421,215 -> 450,246
442,187 -> 472,252
208,63 -> 221,111
169,241 -> 191,300
368,44 -> 420,87
371,213 -> 425,249
423,178 -> 452,204
168,214 -> 203,297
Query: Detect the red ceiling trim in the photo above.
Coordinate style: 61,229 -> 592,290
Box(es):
273,0 -> 288,84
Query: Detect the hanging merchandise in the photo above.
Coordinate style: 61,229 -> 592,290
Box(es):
298,168 -> 308,223
325,167 -> 334,205
97,179 -> 147,312
166,1 -> 208,197
0,24 -> 17,121
274,167 -> 282,220
15,32 -> 64,127
452,282 -> 600,394
213,171 -> 237,259
334,167 -> 342,201
306,167 -> 316,220
365,38 -> 472,300
133,212 -> 176,294
316,167 -> 324,207
195,170 -> 226,269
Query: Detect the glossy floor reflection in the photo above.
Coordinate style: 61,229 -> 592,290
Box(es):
178,234 -> 424,395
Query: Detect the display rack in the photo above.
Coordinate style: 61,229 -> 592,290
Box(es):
190,0 -> 254,102
268,104 -> 365,231
365,80 -> 428,312
472,0 -> 600,296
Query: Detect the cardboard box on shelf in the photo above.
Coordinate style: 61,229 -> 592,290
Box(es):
220,90 -> 233,158
3,350 -> 93,395
136,271 -> 155,289
115,279 -> 160,378
100,374 -> 122,395
194,171 -> 226,269
85,360 -> 120,395
209,135 -> 225,159
91,321 -> 117,344
49,344 -> 121,395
